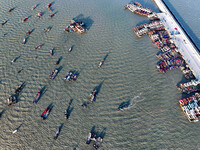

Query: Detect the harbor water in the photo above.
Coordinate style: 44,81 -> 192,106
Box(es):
0,0 -> 200,149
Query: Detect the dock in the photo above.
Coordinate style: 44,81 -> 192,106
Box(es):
153,0 -> 200,80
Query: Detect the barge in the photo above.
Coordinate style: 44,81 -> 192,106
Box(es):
177,80 -> 200,94
64,20 -> 86,34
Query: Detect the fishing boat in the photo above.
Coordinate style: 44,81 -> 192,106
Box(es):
98,59 -> 104,68
35,45 -> 42,50
54,130 -> 60,140
64,72 -> 78,81
90,90 -> 97,102
1,20 -> 8,26
50,13 -> 55,18
50,49 -> 53,56
93,137 -> 103,149
8,8 -> 15,12
32,5 -> 37,10
33,92 -> 41,103
44,27 -> 51,32
22,17 -> 28,23
65,109 -> 69,119
15,82 -> 24,94
7,95 -> 17,106
49,69 -> 58,79
118,102 -> 129,111
177,80 -> 200,94
41,106 -> 51,120
26,30 -> 32,36
21,38 -> 26,45
48,3 -> 52,8
37,12 -> 42,17
11,57 -> 17,63
68,47 -> 72,53
86,132 -> 97,144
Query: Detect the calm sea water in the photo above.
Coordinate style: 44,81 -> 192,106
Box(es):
0,0 -> 200,149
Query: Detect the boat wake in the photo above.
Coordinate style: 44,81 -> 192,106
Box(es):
128,94 -> 145,109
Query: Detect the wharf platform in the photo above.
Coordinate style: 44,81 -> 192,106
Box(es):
153,0 -> 200,80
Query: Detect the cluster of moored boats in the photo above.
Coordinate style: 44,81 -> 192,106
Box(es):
124,2 -> 158,20
177,80 -> 200,94
86,132 -> 103,149
179,93 -> 200,122
125,1 -> 200,122
126,2 -> 194,77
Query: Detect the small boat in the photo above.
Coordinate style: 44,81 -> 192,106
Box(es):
86,133 -> 92,144
15,82 -> 24,94
21,38 -> 26,45
11,57 -> 17,63
22,17 -> 28,23
54,130 -> 60,140
35,45 -> 42,50
32,5 -> 37,10
26,30 -> 32,36
81,103 -> 87,109
64,72 -> 78,81
12,129 -> 18,134
33,92 -> 41,103
37,12 -> 42,17
65,109 -> 69,119
98,59 -> 104,68
118,102 -> 129,111
68,47 -> 72,53
44,27 -> 51,32
90,90 -> 97,102
48,3 -> 52,8
50,13 -> 55,18
8,8 -> 15,12
41,106 -> 51,120
50,49 -> 53,56
1,20 -> 8,26
7,95 -> 17,106
49,69 -> 58,79
12,124 -> 22,134
93,137 -> 103,149
86,132 -> 97,144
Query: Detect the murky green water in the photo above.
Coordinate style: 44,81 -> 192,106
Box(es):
0,0 -> 200,149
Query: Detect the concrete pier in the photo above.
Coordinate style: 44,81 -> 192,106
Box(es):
153,0 -> 200,80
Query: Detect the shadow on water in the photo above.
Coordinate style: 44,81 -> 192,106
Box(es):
162,0 -> 200,50
136,20 -> 151,27
59,123 -> 64,132
103,52 -> 110,61
72,14 -> 94,31
99,128 -> 106,139
66,99 -> 74,119
57,66 -> 63,73
56,56 -> 62,65
94,80 -> 104,95
90,126 -> 106,139
36,86 -> 47,103
0,109 -> 6,119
